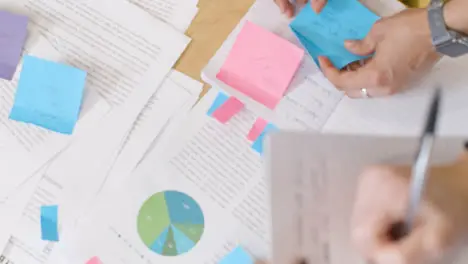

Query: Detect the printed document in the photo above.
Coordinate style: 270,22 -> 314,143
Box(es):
0,38 -> 110,200
102,70 -> 203,194
47,87 -> 339,264
267,133 -> 466,264
129,0 -> 199,32
0,72 -> 202,264
1,0 -> 190,107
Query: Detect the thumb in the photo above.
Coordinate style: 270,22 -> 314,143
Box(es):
345,36 -> 377,56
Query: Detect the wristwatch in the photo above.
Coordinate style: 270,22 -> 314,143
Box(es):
428,0 -> 468,57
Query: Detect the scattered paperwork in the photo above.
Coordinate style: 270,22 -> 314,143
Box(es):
0,0 -> 444,264
212,96 -> 245,123
9,0 -> 190,107
217,21 -> 304,109
9,56 -> 87,134
0,37 -> 110,200
40,205 -> 59,242
47,89 -> 340,263
219,246 -> 254,264
0,0 -> 199,260
0,71 -> 201,264
0,10 -> 28,80
290,0 -> 379,69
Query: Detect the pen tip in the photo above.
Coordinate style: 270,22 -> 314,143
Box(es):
425,87 -> 441,134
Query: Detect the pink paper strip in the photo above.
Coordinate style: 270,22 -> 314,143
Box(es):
86,257 -> 103,264
212,96 -> 244,123
247,117 -> 268,141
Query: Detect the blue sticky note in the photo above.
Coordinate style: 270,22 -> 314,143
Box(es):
290,0 -> 379,69
219,246 -> 253,264
9,56 -> 87,134
252,123 -> 278,154
40,205 -> 59,242
207,91 -> 229,116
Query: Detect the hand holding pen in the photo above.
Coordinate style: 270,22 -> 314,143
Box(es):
352,91 -> 468,264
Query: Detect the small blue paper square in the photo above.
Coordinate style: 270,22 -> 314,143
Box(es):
40,205 -> 59,242
9,56 -> 87,134
290,0 -> 379,69
219,246 -> 253,264
252,123 -> 278,154
207,91 -> 229,116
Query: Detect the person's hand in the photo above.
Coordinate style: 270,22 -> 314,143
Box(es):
319,8 -> 441,98
274,0 -> 327,18
352,153 -> 468,264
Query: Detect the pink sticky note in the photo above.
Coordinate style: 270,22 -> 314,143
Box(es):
217,21 -> 304,109
247,117 -> 268,141
212,96 -> 244,123
86,257 -> 102,264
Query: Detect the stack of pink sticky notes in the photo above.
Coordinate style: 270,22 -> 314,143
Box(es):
217,21 -> 304,109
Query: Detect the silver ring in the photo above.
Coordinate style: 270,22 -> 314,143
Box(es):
361,88 -> 370,98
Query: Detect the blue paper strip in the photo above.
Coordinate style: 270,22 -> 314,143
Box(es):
9,56 -> 87,134
252,123 -> 278,154
290,0 -> 379,69
41,205 -> 59,242
207,91 -> 229,116
219,246 -> 254,264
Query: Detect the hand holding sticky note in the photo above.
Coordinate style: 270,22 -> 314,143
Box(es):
41,205 -> 59,242
217,21 -> 304,109
0,11 -> 28,80
9,56 -> 87,134
290,0 -> 379,69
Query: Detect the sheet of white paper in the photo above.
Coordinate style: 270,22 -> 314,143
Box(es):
0,37 -> 110,200
48,89 -> 276,263
101,70 -> 202,194
0,0 -> 190,107
268,133 -> 466,264
202,0 -> 343,127
324,56 -> 468,137
0,73 -> 201,264
0,169 -> 44,257
129,0 -> 199,32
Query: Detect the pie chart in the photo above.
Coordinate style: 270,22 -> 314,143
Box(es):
137,191 -> 205,256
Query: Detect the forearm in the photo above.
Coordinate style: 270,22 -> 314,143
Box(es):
443,0 -> 468,34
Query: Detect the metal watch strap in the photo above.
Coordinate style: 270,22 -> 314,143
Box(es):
428,1 -> 468,57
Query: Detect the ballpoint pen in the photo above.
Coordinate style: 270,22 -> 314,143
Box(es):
390,88 -> 442,239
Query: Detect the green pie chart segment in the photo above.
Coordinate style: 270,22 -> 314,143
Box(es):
137,191 -> 205,256
137,192 -> 170,247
